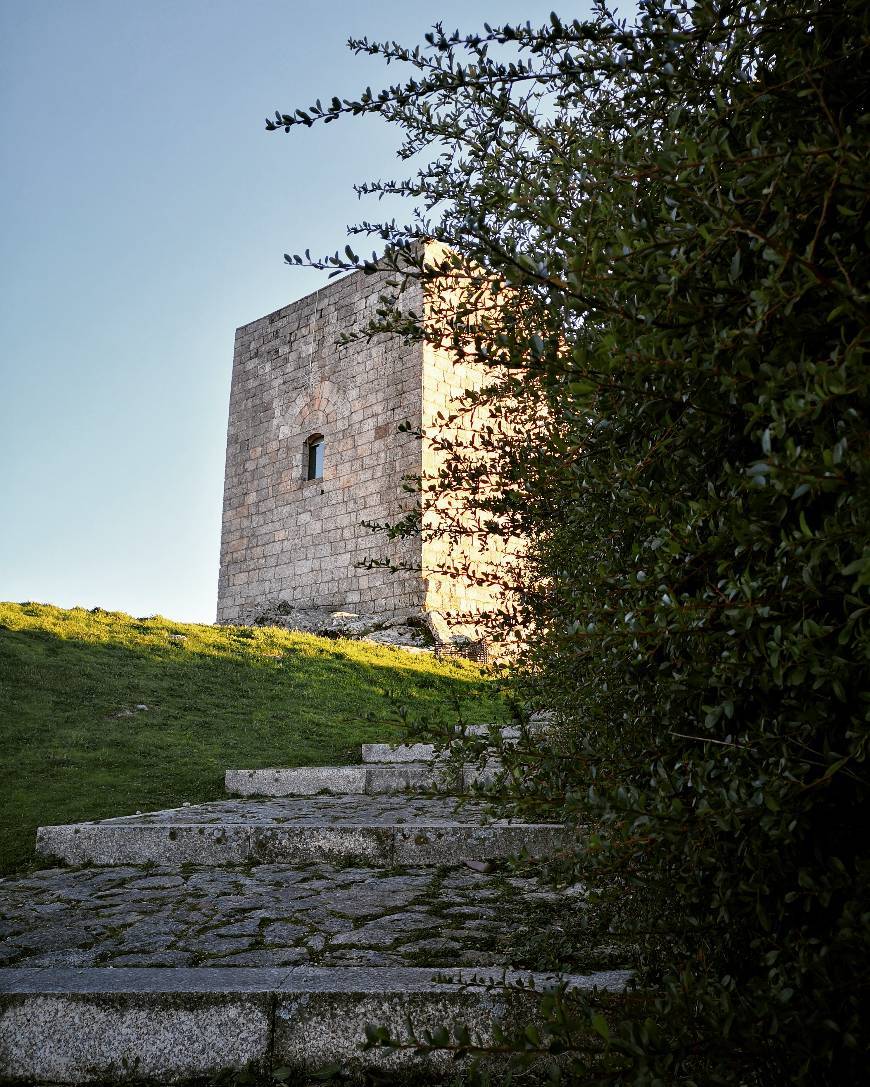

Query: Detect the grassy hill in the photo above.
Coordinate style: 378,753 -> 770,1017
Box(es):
0,602 -> 506,874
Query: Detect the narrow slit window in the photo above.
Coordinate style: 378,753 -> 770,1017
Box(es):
306,435 -> 324,481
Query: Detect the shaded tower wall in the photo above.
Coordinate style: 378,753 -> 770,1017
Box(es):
217,267 -> 424,624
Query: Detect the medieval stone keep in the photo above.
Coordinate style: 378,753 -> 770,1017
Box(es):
217,249 -> 511,632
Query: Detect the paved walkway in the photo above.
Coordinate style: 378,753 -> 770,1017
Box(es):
0,861 -> 568,970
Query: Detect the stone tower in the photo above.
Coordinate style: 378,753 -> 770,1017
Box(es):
216,246 -> 511,631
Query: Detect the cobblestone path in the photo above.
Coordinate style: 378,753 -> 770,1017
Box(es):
0,862 -> 564,970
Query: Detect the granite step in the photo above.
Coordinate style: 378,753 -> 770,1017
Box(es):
362,742 -> 442,763
0,965 -> 631,1084
360,726 -> 522,765
456,724 -> 521,738
225,761 -> 500,797
36,796 -> 566,867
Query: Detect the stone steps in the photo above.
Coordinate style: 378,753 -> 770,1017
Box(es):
0,721 -> 604,1083
0,966 -> 631,1084
225,761 -> 500,797
36,796 -> 565,867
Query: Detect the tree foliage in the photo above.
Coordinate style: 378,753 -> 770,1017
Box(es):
273,2 -> 869,1081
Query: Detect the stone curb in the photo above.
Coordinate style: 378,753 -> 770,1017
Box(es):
226,763 -> 435,796
0,967 -> 632,1083
358,727 -> 525,766
36,821 -> 567,867
362,743 -> 442,763
225,762 -> 501,797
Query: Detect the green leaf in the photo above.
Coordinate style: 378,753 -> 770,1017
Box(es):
591,1013 -> 610,1042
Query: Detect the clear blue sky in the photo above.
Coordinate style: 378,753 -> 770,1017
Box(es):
0,1 -> 603,623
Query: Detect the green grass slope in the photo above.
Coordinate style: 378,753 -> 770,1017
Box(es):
0,602 -> 505,874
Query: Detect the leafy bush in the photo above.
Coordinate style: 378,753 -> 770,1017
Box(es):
274,2 -> 869,1081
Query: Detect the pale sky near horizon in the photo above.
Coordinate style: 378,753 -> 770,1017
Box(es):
1,1 -> 606,623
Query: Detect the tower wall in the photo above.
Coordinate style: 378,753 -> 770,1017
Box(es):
217,268 -> 424,624
420,332 -> 519,624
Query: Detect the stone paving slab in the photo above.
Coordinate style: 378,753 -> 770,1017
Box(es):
225,762 -> 500,797
36,796 -> 565,866
0,862 -> 585,971
46,796 -> 498,825
0,966 -> 631,1084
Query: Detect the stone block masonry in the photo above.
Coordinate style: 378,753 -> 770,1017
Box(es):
217,264 -> 424,624
217,242 -> 519,628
